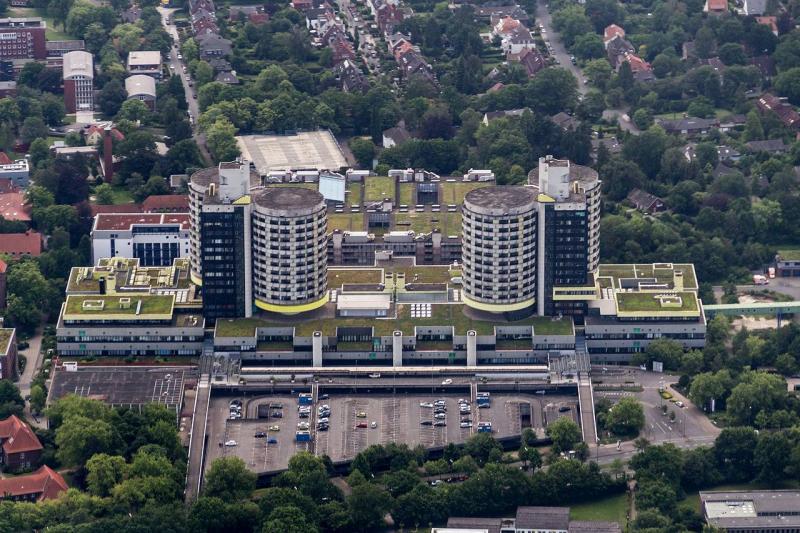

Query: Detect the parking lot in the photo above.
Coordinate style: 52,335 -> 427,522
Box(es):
205,395 -> 312,474
204,390 -> 582,474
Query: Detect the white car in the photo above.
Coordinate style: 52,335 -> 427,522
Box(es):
442,379 -> 453,385
371,421 -> 377,428
297,422 -> 310,430
434,413 -> 446,420
177,53 -> 183,60
420,402 -> 434,408
460,422 -> 473,428
318,417 -> 329,424
224,440 -> 238,446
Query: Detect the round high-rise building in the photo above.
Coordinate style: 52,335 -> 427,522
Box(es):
251,187 -> 329,314
461,185 -> 538,313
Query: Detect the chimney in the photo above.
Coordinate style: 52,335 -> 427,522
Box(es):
103,127 -> 113,181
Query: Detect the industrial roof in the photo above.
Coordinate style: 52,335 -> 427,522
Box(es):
93,213 -> 190,231
127,50 -> 161,66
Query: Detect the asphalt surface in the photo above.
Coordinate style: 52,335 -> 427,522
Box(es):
535,2 -> 587,95
157,6 -> 211,164
185,375 -> 210,501
17,327 -> 44,427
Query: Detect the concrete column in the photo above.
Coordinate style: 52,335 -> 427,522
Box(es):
467,330 -> 477,366
312,331 -> 323,367
393,331 -> 403,367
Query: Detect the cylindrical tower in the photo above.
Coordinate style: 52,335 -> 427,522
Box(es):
251,187 -> 329,314
461,185 -> 537,313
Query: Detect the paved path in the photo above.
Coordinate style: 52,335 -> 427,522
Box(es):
185,374 -> 211,501
535,2 -> 587,95
157,7 -> 211,165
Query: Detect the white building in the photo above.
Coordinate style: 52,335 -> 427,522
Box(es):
0,158 -> 29,188
62,51 -> 93,113
126,50 -> 162,78
91,213 -> 191,266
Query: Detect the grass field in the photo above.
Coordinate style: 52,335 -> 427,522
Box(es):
399,183 -> 415,205
110,186 -> 136,205
328,212 -> 364,232
364,176 -> 395,202
440,181 -> 490,205
570,493 -> 628,525
394,210 -> 461,236
346,182 -> 363,205
8,8 -> 74,40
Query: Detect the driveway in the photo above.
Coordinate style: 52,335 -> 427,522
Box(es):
535,2 -> 587,95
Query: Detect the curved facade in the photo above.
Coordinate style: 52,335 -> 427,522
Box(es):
461,186 -> 538,313
251,187 -> 329,314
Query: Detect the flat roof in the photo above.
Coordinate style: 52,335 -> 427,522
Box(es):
127,50 -> 161,65
778,249 -> 800,261
94,213 -> 190,231
336,293 -> 391,310
701,491 -> 800,529
63,294 -> 175,320
0,329 -> 13,355
48,366 -> 195,411
615,291 -> 699,315
252,186 -> 325,211
596,263 -> 698,291
236,131 -> 348,174
464,185 -> 536,210
0,191 -> 29,221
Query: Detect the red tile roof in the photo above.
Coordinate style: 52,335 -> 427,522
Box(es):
0,192 -> 30,221
0,465 -> 67,501
0,415 -> 43,455
89,204 -> 143,216
0,259 -> 6,273
94,213 -> 191,231
495,16 -> 522,35
0,178 -> 18,194
0,230 -> 41,257
0,153 -> 12,165
604,24 -> 625,42
141,194 -> 190,212
705,0 -> 727,11
622,52 -> 652,72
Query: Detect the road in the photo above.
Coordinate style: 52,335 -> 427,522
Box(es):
17,328 -> 45,427
185,374 -> 211,501
157,6 -> 211,165
535,2 -> 587,95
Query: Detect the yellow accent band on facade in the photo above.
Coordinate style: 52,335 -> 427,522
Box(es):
254,293 -> 330,314
190,272 -> 203,286
461,294 -> 535,313
233,194 -> 251,205
537,193 -> 555,203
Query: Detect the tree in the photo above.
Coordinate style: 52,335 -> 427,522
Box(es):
4,295 -> 40,336
193,60 -> 214,87
681,447 -> 721,490
776,67 -> 800,105
110,24 -> 143,55
754,431 -> 791,483
572,33 -> 604,60
205,119 -> 240,163
263,506 -> 319,533
630,443 -> 684,486
726,371 -> 787,426
715,427 -> 757,482
94,183 -> 115,205
20,116 -> 48,144
718,43 -> 746,65
98,79 -> 128,117
463,433 -> 503,466
526,68 -> 578,115
86,454 -> 128,496
694,26 -> 716,59
689,370 -> 731,410
350,137 -> 375,169
55,416 -> 119,465
606,397 -> 645,436
203,457 -> 256,502
347,482 -> 392,532
117,99 -> 151,124
0,380 -> 24,420
637,479 -> 677,515
29,384 -> 47,414
48,0 -> 75,30
546,417 -> 581,452
636,338 -> 684,371
519,446 -> 542,470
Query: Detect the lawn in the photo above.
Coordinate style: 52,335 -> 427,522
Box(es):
398,183 -> 415,205
778,247 -> 800,261
346,182 -> 363,205
530,316 -> 574,335
328,212 -> 364,232
109,186 -> 136,205
394,210 -> 461,236
8,7 -> 75,40
364,176 -> 395,202
327,268 -> 383,288
215,317 -> 270,337
440,181 -> 490,205
65,294 -> 174,316
570,493 -> 628,525
616,291 -> 699,313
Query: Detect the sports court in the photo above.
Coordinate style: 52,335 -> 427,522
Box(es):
236,130 -> 349,174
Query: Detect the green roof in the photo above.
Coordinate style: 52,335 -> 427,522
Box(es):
778,249 -> 800,261
216,317 -> 271,337
394,210 -> 462,236
530,316 -> 574,335
616,291 -> 699,314
596,263 -> 698,291
64,294 -> 175,319
440,181 -> 490,205
364,176 -> 395,203
0,329 -> 13,354
327,268 -> 383,289
328,212 -> 365,232
398,183 -> 414,205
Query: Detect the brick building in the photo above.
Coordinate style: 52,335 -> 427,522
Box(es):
0,414 -> 42,471
0,18 -> 46,60
0,465 -> 67,501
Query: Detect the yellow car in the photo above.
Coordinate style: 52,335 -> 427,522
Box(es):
356,411 -> 367,418
269,425 -> 280,431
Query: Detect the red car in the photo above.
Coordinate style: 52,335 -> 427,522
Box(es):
355,422 -> 368,429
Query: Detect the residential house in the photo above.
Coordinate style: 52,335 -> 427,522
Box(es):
551,112 -> 578,131
746,138 -> 788,154
743,0 -> 767,15
396,50 -> 437,86
657,117 -> 718,137
621,52 -> 655,82
756,16 -> 778,36
603,24 -> 625,47
0,465 -> 67,502
215,71 -> 239,84
713,162 -> 738,178
382,125 -> 411,148
292,0 -> 314,10
704,0 -> 728,15
606,35 -> 635,69
482,107 -> 530,125
196,33 -> 233,59
126,50 -> 161,79
229,5 -> 268,24
84,125 -> 124,146
333,59 -> 368,93
0,415 -> 41,470
516,47 -> 546,77
474,4 -> 530,25
306,5 -> 334,30
717,145 -> 741,162
502,25 -> 535,55
718,114 -> 746,132
330,35 -> 356,64
375,3 -> 404,34
492,16 -> 522,38
627,188 -> 666,213
0,230 -> 41,258
756,93 -> 800,129
0,259 -> 6,309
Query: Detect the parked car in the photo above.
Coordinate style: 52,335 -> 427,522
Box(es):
442,379 -> 453,385
433,421 -> 446,427
460,422 -> 473,428
420,402 -> 433,408
558,406 -> 570,412
434,413 -> 446,420
420,420 -> 433,426
371,421 -> 377,428
269,403 -> 283,409
355,422 -> 368,428
224,440 -> 238,447
271,411 -> 283,418
356,411 -> 367,418
368,373 -> 381,378
267,437 -> 278,444
254,431 -> 266,438
269,425 -> 280,431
